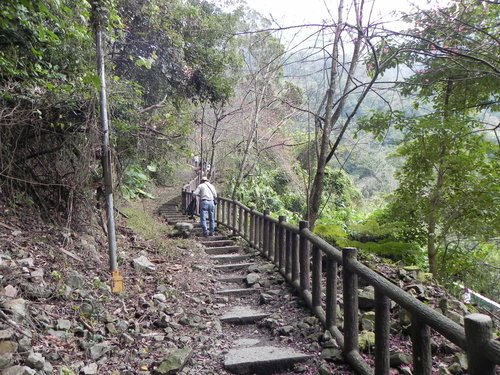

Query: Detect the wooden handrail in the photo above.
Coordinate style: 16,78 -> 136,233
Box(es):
181,191 -> 500,375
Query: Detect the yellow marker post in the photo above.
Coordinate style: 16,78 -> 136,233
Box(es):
112,270 -> 124,293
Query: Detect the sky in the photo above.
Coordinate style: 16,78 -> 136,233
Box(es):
242,0 -> 444,28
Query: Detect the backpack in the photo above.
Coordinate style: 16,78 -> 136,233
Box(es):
186,198 -> 197,217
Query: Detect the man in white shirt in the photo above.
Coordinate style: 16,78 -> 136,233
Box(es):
193,176 -> 217,236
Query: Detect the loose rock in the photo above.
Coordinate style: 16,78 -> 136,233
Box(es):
80,362 -> 98,375
153,347 -> 193,375
26,351 -> 45,370
133,256 -> 156,273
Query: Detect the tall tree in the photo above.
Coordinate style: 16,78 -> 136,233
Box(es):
229,28 -> 298,199
305,0 -> 397,227
361,0 -> 499,275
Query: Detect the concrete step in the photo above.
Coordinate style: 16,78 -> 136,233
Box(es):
215,288 -> 259,296
220,306 -> 269,324
167,220 -> 183,225
217,274 -> 246,283
201,240 -> 235,247
197,235 -> 227,241
158,207 -> 179,212
211,254 -> 254,264
224,345 -> 310,374
215,262 -> 255,272
166,216 -> 192,221
204,246 -> 242,255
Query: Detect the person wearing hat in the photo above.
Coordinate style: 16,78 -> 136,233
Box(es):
193,176 -> 217,236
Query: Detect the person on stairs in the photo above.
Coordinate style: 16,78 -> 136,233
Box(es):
193,176 -> 217,236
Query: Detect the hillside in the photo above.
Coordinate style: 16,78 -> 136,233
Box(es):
1,163 -> 496,374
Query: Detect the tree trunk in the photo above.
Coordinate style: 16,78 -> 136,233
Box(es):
231,65 -> 271,200
427,218 -> 437,276
307,0 -> 367,228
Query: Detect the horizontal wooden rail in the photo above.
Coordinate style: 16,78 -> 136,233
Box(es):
181,190 -> 500,375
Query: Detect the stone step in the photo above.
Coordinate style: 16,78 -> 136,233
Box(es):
193,231 -> 226,236
167,220 -> 183,225
224,345 -> 310,374
217,274 -> 246,283
159,211 -> 181,215
211,254 -> 254,264
197,235 -> 227,241
166,216 -> 192,221
158,207 -> 179,212
215,262 -> 255,272
220,306 -> 269,324
204,246 -> 242,255
201,240 -> 235,247
215,288 -> 259,296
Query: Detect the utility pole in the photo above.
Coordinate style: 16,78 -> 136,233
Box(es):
92,0 -> 123,292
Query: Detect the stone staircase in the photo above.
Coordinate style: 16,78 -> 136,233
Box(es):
158,202 -> 312,375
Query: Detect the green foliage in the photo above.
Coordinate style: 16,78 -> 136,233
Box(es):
113,0 -> 241,106
439,242 -> 500,301
0,0 -> 92,84
397,0 -> 499,113
314,223 -> 348,245
352,240 -> 424,265
387,114 -> 499,243
357,0 -> 499,279
314,213 -> 425,265
312,167 -> 361,227
235,167 -> 303,222
350,218 -> 393,240
121,164 -> 155,200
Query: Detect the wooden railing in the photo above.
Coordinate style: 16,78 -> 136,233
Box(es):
181,188 -> 500,375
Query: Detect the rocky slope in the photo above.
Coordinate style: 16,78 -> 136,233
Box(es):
0,183 -> 496,375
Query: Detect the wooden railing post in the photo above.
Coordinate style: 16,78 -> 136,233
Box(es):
343,247 -> 359,355
411,315 -> 432,375
312,244 -> 322,311
278,216 -> 286,273
285,228 -> 292,280
325,254 -> 337,330
465,314 -> 496,375
181,189 -> 186,212
216,194 -> 221,223
231,202 -> 236,234
255,214 -> 260,250
274,220 -> 279,267
221,198 -> 226,226
263,210 -> 270,258
375,290 -> 390,375
243,208 -> 248,241
299,221 -> 310,296
238,205 -> 243,235
249,208 -> 255,247
268,219 -> 275,262
291,231 -> 299,285
258,214 -> 263,250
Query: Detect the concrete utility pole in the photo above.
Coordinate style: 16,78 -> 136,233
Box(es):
92,0 -> 123,292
